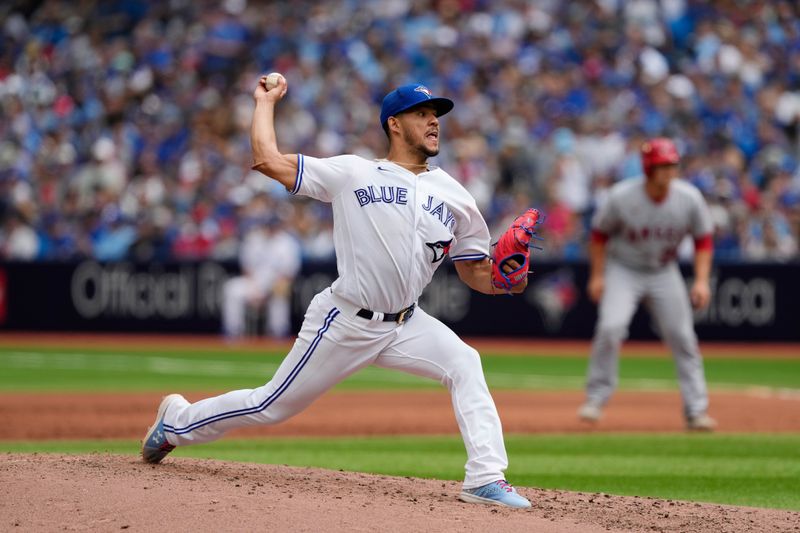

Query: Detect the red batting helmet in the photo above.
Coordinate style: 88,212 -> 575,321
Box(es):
641,137 -> 680,177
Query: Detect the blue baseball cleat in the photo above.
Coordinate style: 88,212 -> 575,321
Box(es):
141,394 -> 184,464
459,480 -> 532,509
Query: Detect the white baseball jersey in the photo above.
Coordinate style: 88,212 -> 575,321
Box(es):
291,154 -> 491,312
592,177 -> 713,270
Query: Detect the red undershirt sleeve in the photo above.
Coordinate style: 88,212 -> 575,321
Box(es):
591,229 -> 609,244
694,234 -> 713,251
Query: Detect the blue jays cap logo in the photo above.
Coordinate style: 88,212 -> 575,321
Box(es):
414,85 -> 432,98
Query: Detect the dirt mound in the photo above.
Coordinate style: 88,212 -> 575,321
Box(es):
1,453 -> 797,533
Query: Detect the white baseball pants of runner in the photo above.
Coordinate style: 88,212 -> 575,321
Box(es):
163,287 -> 508,489
585,260 -> 709,419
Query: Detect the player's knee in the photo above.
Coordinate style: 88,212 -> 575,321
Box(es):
260,410 -> 288,425
451,347 -> 484,382
664,329 -> 698,353
249,403 -> 297,425
595,321 -> 628,342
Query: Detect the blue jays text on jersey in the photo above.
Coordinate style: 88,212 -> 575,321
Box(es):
354,186 -> 408,206
422,195 -> 456,231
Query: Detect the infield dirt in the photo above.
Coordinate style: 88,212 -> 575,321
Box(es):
0,389 -> 799,440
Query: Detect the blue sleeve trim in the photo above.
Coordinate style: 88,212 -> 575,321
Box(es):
451,253 -> 488,262
291,154 -> 304,195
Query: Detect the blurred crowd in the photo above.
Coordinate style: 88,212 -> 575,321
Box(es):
1,0 -> 799,264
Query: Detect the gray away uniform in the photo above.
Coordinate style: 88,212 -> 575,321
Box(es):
585,177 -> 713,419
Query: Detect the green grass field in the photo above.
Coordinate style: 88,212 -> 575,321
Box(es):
1,345 -> 799,392
1,343 -> 799,510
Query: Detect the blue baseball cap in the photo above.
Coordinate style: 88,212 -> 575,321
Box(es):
380,84 -> 454,128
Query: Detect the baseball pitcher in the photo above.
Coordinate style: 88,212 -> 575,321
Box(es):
142,74 -> 543,509
578,137 -> 716,431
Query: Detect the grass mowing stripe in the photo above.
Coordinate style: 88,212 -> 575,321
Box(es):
1,433 -> 798,510
0,351 -> 583,389
0,351 -> 428,388
1,350 -> 799,392
0,351 -> 794,393
3,351 -> 278,377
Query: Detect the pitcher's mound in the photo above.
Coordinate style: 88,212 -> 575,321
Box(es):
2,453 -> 797,532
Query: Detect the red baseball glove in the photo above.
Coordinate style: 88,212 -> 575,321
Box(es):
491,208 -> 543,292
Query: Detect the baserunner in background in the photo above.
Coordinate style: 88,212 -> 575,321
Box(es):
578,137 -> 717,431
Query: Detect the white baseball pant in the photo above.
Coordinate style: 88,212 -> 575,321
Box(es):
585,260 -> 710,418
163,287 -> 508,489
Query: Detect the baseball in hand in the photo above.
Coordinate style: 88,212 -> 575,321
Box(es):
263,72 -> 284,91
